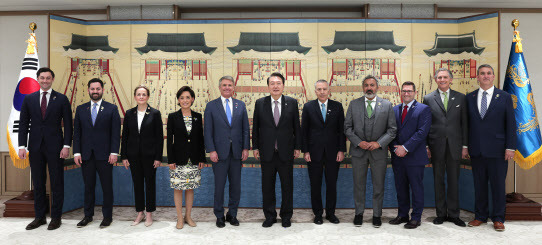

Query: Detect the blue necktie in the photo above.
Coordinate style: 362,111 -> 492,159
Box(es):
92,103 -> 98,126
321,103 -> 326,122
480,91 -> 488,118
225,98 -> 232,125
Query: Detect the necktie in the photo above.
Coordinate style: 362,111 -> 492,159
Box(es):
274,100 -> 280,126
401,105 -> 408,123
480,91 -> 488,118
274,100 -> 280,150
366,100 -> 373,117
443,92 -> 448,112
321,103 -> 326,122
41,91 -> 48,120
92,103 -> 98,126
225,98 -> 232,125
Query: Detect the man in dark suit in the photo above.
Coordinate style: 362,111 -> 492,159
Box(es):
466,64 -> 516,232
423,68 -> 468,227
204,76 -> 250,228
389,81 -> 431,229
252,72 -> 302,228
73,78 -> 121,228
302,80 -> 346,225
344,75 -> 396,228
18,67 -> 72,230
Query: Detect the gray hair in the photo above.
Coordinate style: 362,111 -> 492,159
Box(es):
314,79 -> 328,89
434,68 -> 453,80
477,64 -> 494,75
219,76 -> 235,86
362,75 -> 379,87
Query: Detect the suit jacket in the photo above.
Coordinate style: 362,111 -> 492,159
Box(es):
344,96 -> 396,159
18,90 -> 72,153
390,100 -> 432,166
301,99 -> 346,162
121,106 -> 164,161
252,95 -> 302,162
423,89 -> 468,160
73,100 -> 121,161
167,110 -> 206,165
466,88 -> 516,158
204,97 -> 250,160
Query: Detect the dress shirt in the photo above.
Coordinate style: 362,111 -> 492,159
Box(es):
399,99 -> 416,152
271,95 -> 283,116
137,110 -> 145,132
438,88 -> 450,104
365,96 -> 377,110
477,86 -> 494,113
74,99 -> 117,157
318,99 -> 328,112
221,96 -> 234,114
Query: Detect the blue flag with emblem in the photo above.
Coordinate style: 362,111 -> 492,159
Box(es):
503,22 -> 542,169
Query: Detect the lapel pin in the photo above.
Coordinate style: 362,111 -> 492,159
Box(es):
146,112 -> 150,115
451,97 -> 455,100
53,96 -> 56,100
378,102 -> 382,106
194,117 -> 197,121
101,106 -> 104,111
496,94 -> 500,99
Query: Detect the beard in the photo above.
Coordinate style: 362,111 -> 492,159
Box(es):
365,91 -> 376,99
90,93 -> 103,101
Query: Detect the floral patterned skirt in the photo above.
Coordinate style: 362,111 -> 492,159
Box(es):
169,161 -> 201,190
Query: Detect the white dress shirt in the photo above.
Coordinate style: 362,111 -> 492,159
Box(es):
365,96 -> 377,110
271,95 -> 283,116
438,88 -> 450,104
221,96 -> 234,114
477,86 -> 494,113
318,99 -> 328,111
137,110 -> 145,132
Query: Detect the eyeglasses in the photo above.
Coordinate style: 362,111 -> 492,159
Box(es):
401,90 -> 415,94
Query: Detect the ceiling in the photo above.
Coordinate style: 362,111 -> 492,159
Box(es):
1,0 -> 542,11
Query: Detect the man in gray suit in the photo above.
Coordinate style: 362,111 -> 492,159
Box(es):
345,75 -> 397,228
422,68 -> 468,227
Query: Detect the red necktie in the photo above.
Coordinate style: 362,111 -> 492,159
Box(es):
401,105 -> 408,123
41,91 -> 48,120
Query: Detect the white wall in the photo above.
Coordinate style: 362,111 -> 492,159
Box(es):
1,12 -> 542,151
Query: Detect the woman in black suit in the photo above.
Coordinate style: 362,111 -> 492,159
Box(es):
167,86 -> 205,229
121,85 -> 164,227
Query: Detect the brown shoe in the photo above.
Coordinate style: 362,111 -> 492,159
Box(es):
468,219 -> 486,227
493,222 -> 505,231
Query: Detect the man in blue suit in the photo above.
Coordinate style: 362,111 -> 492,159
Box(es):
204,76 -> 250,228
466,64 -> 516,232
18,67 -> 72,230
389,81 -> 432,229
73,78 -> 121,228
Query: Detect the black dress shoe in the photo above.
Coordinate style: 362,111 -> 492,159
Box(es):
47,218 -> 62,230
226,214 -> 239,226
26,217 -> 46,230
281,218 -> 291,228
100,218 -> 112,228
372,217 -> 382,228
77,216 -> 93,228
314,216 -> 323,225
433,216 -> 446,225
216,217 -> 226,228
353,214 -> 363,227
404,220 -> 421,229
326,214 -> 340,224
262,218 -> 277,228
389,216 -> 409,225
447,217 -> 466,227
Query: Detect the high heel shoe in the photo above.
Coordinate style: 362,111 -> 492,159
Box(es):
131,214 -> 145,226
176,216 -> 184,229
185,217 -> 197,227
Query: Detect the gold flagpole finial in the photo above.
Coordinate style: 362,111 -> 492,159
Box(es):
29,22 -> 37,33
512,19 -> 519,31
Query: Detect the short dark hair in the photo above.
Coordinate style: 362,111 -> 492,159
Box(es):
477,64 -> 494,75
362,75 -> 379,87
36,67 -> 55,78
402,81 -> 416,92
88,78 -> 104,88
176,86 -> 195,106
133,85 -> 150,96
267,72 -> 285,86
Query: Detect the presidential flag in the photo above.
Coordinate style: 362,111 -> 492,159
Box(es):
6,31 -> 41,169
503,22 -> 542,169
